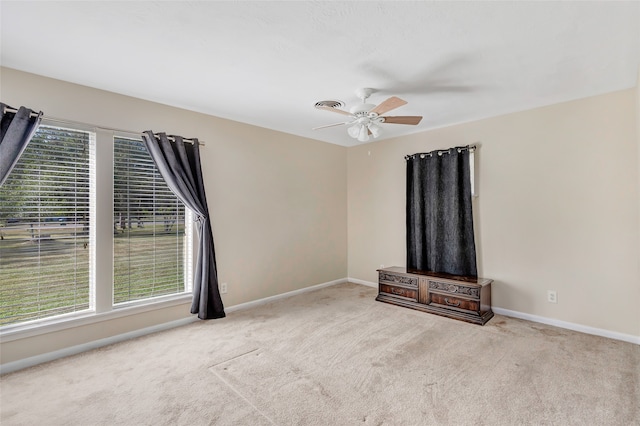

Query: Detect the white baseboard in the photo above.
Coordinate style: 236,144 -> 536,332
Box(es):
4,278 -> 636,375
347,277 -> 377,287
0,317 -> 198,375
350,278 -> 639,345
226,277 -> 348,313
492,307 -> 640,345
1,278 -> 349,375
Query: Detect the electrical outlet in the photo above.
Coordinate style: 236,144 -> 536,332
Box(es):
547,290 -> 557,304
220,282 -> 228,294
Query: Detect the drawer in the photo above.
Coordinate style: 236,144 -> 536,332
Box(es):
379,284 -> 418,301
379,272 -> 418,288
429,293 -> 479,312
428,280 -> 480,299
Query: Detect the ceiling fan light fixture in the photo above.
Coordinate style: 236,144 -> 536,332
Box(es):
347,124 -> 361,138
357,125 -> 369,142
368,123 -> 381,138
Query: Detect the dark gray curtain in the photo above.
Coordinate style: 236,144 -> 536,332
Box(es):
142,131 -> 225,320
406,146 -> 477,277
0,103 -> 43,186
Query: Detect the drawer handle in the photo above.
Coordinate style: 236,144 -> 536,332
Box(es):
444,298 -> 460,307
391,288 -> 406,296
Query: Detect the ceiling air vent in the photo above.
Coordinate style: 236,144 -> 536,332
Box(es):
314,100 -> 345,109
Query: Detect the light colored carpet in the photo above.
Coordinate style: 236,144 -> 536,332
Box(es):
1,283 -> 638,425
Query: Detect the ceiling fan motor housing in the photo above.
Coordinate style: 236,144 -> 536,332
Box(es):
350,103 -> 376,115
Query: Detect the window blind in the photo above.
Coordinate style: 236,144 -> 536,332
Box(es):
0,126 -> 91,326
113,137 -> 186,304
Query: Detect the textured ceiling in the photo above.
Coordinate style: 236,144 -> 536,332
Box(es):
1,1 -> 639,147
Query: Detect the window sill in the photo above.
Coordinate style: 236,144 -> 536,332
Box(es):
0,293 -> 193,343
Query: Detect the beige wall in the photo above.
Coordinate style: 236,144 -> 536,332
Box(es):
2,66 -> 638,365
348,88 -> 640,337
0,68 -> 348,363
637,69 -> 640,316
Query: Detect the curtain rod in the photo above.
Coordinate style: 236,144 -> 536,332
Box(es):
2,106 -> 206,146
146,133 -> 201,145
3,106 -> 42,119
405,144 -> 476,161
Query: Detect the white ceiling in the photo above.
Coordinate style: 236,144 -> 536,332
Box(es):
1,1 -> 639,147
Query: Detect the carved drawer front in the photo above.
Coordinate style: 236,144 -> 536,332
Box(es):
379,284 -> 418,302
428,280 -> 480,299
379,272 -> 418,288
430,293 -> 479,313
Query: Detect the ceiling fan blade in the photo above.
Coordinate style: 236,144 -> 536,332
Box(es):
382,116 -> 423,125
312,122 -> 351,130
316,106 -> 354,117
369,96 -> 407,115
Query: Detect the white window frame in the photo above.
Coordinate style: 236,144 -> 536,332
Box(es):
0,122 -> 193,341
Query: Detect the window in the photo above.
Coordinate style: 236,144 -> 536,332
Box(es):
0,125 -> 190,328
113,137 -> 187,304
0,126 -> 92,325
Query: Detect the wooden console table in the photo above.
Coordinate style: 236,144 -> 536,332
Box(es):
375,266 -> 493,325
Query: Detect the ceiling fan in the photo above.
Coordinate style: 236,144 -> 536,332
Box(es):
313,88 -> 422,142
